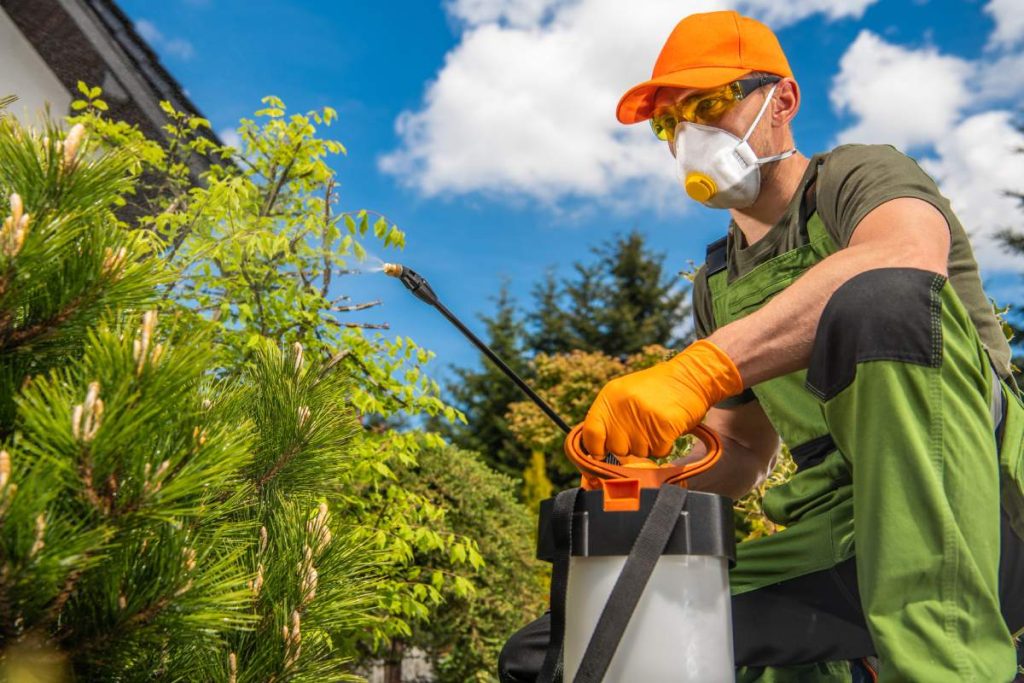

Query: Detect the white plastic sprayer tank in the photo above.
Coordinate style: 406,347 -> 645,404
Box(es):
537,487 -> 736,682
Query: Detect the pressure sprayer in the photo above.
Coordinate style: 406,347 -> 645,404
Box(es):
384,263 -> 736,682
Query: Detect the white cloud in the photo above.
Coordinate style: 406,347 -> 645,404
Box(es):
830,31 -> 972,150
920,112 -> 1024,271
984,0 -> 1024,49
742,0 -> 875,26
445,0 -> 568,28
135,18 -> 195,61
831,30 -> 1024,272
380,0 -> 879,207
976,50 -> 1024,104
218,127 -> 242,150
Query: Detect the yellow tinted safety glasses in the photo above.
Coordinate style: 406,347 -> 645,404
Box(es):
650,74 -> 781,142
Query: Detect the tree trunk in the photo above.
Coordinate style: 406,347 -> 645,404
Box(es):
383,639 -> 404,683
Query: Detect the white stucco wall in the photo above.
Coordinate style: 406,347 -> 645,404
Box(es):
0,7 -> 72,125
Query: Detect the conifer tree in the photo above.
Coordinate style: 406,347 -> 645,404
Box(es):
526,230 -> 691,357
527,271 -> 571,356
0,104 -> 383,681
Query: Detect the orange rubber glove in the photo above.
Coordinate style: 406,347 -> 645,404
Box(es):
581,339 -> 744,458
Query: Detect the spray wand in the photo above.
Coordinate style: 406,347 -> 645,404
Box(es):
383,263 -> 572,435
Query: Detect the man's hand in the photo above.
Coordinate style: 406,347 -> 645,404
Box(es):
581,339 -> 745,458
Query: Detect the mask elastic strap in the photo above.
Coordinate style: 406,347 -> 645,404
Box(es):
758,148 -> 797,165
740,83 -> 796,165
740,83 -> 778,145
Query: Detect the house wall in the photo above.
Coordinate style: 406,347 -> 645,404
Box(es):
0,6 -> 71,123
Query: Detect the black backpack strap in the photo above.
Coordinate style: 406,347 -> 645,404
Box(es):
705,236 -> 728,276
538,487 -> 580,683
573,485 -> 689,683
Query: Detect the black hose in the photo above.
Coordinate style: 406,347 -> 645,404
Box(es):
387,264 -> 572,435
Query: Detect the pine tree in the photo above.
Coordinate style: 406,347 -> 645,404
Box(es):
598,231 -> 690,356
0,106 -> 381,680
527,270 -> 571,356
526,230 -> 691,357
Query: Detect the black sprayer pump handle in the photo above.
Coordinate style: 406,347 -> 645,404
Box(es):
390,265 -> 572,435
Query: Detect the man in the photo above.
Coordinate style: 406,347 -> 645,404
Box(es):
500,10 -> 1024,682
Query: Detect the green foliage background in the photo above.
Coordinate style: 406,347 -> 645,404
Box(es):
0,84 -> 544,681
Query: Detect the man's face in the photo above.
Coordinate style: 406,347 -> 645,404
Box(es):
652,82 -> 777,159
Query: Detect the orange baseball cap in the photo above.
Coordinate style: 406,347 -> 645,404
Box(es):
616,11 -> 793,124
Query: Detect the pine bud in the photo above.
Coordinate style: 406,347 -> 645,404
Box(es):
9,194 -> 22,227
228,653 -> 237,683
71,405 -> 83,440
0,450 -> 10,492
63,123 -> 85,168
250,562 -> 264,596
293,342 -> 304,373
5,214 -> 29,257
84,381 -> 100,414
301,565 -> 318,603
259,526 -> 268,555
29,513 -> 46,557
154,460 -> 170,480
72,382 -> 103,442
297,406 -> 310,428
0,483 -> 17,516
183,547 -> 196,573
2,194 -> 29,258
101,246 -> 127,279
307,503 -> 331,553
134,310 -> 159,374
150,343 -> 165,366
118,593 -> 127,610
283,610 -> 302,667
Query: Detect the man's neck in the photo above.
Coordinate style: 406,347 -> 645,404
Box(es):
728,152 -> 811,246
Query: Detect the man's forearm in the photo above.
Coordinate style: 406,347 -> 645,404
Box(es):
707,240 -> 941,388
708,199 -> 950,387
682,435 -> 778,500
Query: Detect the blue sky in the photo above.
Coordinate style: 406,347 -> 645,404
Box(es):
120,0 -> 1024,386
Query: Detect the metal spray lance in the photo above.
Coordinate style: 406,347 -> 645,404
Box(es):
382,262 -> 571,435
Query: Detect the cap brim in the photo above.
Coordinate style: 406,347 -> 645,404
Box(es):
616,66 -> 753,124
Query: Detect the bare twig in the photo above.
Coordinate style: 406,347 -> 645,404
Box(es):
323,319 -> 389,330
0,294 -> 85,351
332,300 -> 381,313
256,443 -> 302,489
259,141 -> 302,218
320,179 -> 335,299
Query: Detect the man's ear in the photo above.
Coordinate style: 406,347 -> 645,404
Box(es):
772,78 -> 800,128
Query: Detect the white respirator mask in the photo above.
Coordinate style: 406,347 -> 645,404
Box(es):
674,84 -> 796,209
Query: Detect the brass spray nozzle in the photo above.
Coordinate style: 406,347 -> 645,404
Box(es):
384,262 -> 439,306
